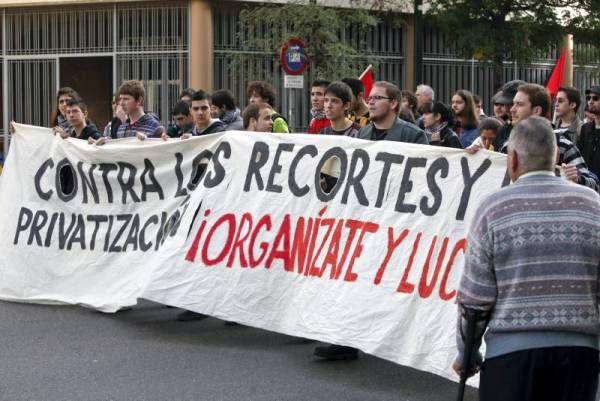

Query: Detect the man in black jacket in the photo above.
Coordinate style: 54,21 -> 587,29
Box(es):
490,80 -> 525,151
315,81 -> 428,362
59,99 -> 100,141
163,100 -> 194,139
357,81 -> 428,144
189,90 -> 226,137
578,85 -> 600,178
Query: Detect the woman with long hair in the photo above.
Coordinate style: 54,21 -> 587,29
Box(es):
50,86 -> 80,136
451,89 -> 479,148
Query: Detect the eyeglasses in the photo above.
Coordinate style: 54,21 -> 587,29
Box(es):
586,95 -> 600,102
367,95 -> 392,103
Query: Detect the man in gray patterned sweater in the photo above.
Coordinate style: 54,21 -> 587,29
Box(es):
454,116 -> 600,401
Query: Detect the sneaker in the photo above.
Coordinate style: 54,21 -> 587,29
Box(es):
176,310 -> 208,322
314,344 -> 359,361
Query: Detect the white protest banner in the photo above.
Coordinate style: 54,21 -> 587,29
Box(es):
0,124 -> 219,311
0,123 -> 508,383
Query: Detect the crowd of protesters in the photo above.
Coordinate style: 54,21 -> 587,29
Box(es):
5,73 -> 599,400
46,77 -> 600,193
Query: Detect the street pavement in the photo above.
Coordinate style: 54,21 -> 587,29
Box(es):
0,299 -> 477,401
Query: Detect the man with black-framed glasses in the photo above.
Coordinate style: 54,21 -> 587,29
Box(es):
577,86 -> 600,177
357,81 -> 428,144
314,82 -> 427,362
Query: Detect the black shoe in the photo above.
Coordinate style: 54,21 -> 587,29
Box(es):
224,321 -> 240,326
314,344 -> 359,361
176,310 -> 208,322
96,306 -> 132,314
291,337 -> 317,345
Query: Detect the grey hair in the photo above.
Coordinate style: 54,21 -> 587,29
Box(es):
508,116 -> 556,172
416,84 -> 435,100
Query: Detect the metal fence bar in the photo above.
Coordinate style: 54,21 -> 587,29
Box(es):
7,59 -> 56,127
5,5 -> 114,55
212,7 -> 405,132
117,53 -> 189,124
116,1 -> 187,53
1,2 -> 189,141
2,8 -> 7,158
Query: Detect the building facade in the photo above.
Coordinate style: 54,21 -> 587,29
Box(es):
0,0 -> 597,158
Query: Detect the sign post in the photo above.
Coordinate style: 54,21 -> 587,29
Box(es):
280,38 -> 309,132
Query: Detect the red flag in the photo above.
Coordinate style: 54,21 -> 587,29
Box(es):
545,45 -> 567,98
359,65 -> 374,97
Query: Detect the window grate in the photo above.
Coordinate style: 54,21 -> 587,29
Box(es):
117,53 -> 189,125
117,2 -> 188,52
6,6 -> 113,55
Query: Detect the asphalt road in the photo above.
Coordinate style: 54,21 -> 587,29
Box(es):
0,299 -> 476,401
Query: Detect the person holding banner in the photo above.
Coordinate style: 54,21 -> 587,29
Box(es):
454,116 -> 600,401
242,102 -> 274,132
513,84 -> 598,192
469,82 -> 599,192
163,101 -> 195,139
188,90 -> 226,137
317,81 -> 361,193
114,80 -> 165,140
246,81 -> 289,134
62,99 -> 100,141
50,86 -> 80,136
357,81 -> 428,144
315,81 -> 428,361
319,81 -> 360,137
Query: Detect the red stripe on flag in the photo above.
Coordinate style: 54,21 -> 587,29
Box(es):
359,65 -> 374,98
545,46 -> 567,98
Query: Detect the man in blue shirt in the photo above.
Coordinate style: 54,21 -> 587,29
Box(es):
115,80 -> 164,139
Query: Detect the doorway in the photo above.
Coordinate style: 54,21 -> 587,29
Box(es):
60,57 -> 113,130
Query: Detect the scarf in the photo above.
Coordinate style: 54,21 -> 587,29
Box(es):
424,121 -> 448,141
311,108 -> 326,120
221,108 -> 241,125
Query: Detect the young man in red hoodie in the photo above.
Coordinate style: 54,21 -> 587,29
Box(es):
307,79 -> 331,133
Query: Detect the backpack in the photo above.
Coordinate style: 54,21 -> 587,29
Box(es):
271,112 -> 289,133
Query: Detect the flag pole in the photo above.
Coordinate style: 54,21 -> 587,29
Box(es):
358,65 -> 373,80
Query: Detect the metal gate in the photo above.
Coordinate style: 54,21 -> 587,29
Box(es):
422,25 -> 599,115
7,59 -> 57,128
213,7 -> 404,132
423,24 -> 556,112
1,2 -> 188,158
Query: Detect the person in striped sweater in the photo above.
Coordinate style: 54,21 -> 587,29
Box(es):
454,116 -> 600,401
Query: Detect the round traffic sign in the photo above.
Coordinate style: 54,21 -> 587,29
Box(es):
280,38 -> 308,76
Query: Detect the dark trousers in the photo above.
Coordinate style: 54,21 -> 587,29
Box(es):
479,346 -> 599,401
